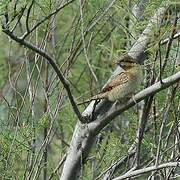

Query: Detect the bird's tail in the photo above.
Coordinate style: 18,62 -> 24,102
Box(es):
77,93 -> 107,105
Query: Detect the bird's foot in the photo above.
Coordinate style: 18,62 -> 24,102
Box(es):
131,94 -> 137,104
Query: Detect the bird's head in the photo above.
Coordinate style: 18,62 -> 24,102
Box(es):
116,55 -> 139,70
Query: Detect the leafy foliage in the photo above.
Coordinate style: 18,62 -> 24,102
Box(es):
0,0 -> 179,179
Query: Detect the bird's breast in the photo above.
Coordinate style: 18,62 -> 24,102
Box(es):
108,84 -> 130,101
108,67 -> 142,102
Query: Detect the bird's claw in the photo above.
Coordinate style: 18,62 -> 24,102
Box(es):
132,94 -> 137,104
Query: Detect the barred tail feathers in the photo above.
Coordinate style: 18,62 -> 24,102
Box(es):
77,93 -> 107,105
91,93 -> 107,100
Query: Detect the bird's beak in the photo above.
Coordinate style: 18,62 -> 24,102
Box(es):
113,60 -> 120,66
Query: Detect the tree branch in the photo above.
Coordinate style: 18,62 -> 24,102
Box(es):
90,71 -> 180,132
60,3 -> 170,180
112,161 -> 180,180
21,0 -> 76,39
2,28 -> 85,123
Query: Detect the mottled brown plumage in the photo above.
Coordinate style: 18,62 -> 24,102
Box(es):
78,55 -> 142,105
101,72 -> 129,93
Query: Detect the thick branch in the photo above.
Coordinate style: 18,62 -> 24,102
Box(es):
90,71 -> 180,132
112,161 -> 180,180
60,3 -> 170,180
2,28 -> 84,123
82,4 -> 169,117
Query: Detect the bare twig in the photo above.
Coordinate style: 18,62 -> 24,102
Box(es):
21,0 -> 76,39
61,4 -> 170,179
26,0 -> 35,33
155,86 -> 178,166
79,0 -> 98,82
49,154 -> 67,180
135,96 -> 154,168
2,28 -> 84,123
161,16 -> 178,72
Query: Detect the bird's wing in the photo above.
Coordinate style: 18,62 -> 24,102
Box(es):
101,72 -> 129,93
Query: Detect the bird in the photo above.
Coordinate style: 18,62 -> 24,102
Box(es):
78,54 -> 142,105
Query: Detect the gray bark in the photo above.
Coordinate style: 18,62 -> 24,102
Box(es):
60,4 -> 170,180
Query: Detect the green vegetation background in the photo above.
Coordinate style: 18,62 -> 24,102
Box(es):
0,0 -> 179,179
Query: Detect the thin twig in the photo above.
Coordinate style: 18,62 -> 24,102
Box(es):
26,0 -> 35,33
49,154 -> 67,180
79,0 -> 98,82
21,0 -> 76,39
2,28 -> 85,123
